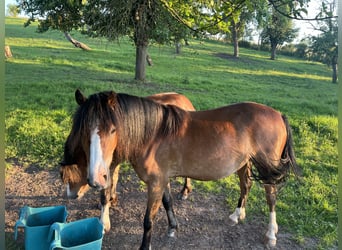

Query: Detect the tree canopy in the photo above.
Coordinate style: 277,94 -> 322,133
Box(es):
17,0 -> 334,80
261,4 -> 299,60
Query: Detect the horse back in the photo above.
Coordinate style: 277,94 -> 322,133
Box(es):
146,92 -> 195,111
185,102 -> 287,165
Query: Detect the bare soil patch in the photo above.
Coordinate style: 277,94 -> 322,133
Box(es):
5,165 -> 318,249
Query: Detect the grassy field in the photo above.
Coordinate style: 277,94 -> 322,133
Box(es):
5,17 -> 337,248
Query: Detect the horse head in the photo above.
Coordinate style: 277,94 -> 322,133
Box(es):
60,163 -> 89,199
74,89 -> 118,190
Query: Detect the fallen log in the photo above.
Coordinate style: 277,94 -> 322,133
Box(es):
64,32 -> 91,51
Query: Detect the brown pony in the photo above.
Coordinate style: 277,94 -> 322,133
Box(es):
70,90 -> 298,250
60,92 -> 195,231
60,92 -> 194,200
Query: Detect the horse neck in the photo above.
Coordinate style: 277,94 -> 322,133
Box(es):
115,94 -> 187,161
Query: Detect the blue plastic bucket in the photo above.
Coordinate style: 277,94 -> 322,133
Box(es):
49,217 -> 103,250
14,205 -> 68,250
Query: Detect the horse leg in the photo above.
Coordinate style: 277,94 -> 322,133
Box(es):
98,164 -> 120,233
264,184 -> 278,248
100,186 -> 112,233
177,177 -> 192,200
110,164 -> 120,206
140,181 -> 165,250
229,162 -> 252,225
162,183 -> 178,237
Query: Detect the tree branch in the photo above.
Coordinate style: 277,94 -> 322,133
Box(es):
64,32 -> 91,51
159,0 -> 247,33
268,0 -> 338,21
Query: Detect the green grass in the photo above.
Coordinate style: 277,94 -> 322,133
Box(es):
5,17 -> 337,248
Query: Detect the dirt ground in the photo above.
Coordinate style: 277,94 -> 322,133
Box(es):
5,164 -> 320,250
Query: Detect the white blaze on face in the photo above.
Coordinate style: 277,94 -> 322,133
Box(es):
89,126 -> 107,187
66,183 -> 71,197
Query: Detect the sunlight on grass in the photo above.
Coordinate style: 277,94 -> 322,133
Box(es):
260,70 -> 330,81
7,58 -> 43,65
198,65 -> 331,81
6,37 -> 69,48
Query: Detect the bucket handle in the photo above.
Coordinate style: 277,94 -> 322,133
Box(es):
48,222 -> 62,250
14,206 -> 29,240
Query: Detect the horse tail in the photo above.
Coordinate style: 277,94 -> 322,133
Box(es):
251,115 -> 300,185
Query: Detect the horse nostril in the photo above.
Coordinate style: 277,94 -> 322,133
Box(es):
103,175 -> 107,181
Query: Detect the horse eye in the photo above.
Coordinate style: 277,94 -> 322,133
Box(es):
110,128 -> 116,134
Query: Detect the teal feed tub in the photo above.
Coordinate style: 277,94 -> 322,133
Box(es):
49,217 -> 103,250
14,205 -> 68,250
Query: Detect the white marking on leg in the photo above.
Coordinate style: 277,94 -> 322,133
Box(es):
229,207 -> 245,224
266,211 -> 278,247
168,230 -> 176,238
100,203 -> 111,233
239,207 -> 246,220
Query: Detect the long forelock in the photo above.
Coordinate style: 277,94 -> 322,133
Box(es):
71,92 -> 117,152
60,164 -> 82,184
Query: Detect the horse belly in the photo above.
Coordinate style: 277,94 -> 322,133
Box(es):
164,145 -> 245,181
183,157 -> 243,181
157,127 -> 249,181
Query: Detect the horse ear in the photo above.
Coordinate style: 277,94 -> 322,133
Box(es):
75,89 -> 87,105
108,91 -> 117,107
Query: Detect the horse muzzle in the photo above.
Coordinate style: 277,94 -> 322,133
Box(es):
87,174 -> 109,190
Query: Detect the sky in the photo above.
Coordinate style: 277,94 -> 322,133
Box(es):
5,0 -> 324,42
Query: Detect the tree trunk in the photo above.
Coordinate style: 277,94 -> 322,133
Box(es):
231,23 -> 239,58
270,43 -> 277,60
332,63 -> 337,83
135,44 -> 147,81
64,32 -> 91,51
175,42 -> 181,54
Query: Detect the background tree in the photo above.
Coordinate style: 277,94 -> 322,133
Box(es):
308,0 -> 338,83
226,2 -> 257,58
20,0 -> 90,50
6,3 -> 20,17
18,0 -> 324,79
260,4 -> 298,60
19,0 -> 208,81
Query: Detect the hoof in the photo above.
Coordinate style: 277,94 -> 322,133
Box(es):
265,237 -> 277,249
228,217 -> 238,226
104,225 -> 111,234
177,192 -> 188,200
168,228 -> 177,238
101,219 -> 111,233
228,213 -> 239,226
